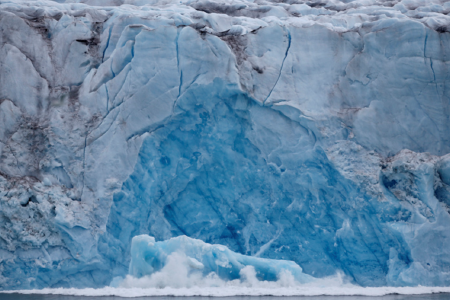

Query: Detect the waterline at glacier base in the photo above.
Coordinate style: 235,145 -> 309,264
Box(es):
1,0 -> 450,293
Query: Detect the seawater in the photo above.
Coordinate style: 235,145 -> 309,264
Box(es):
1,295 -> 450,300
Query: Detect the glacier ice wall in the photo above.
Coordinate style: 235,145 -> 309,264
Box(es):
0,0 -> 450,290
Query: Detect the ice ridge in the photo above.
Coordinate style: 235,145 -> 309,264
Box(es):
121,234 -> 314,286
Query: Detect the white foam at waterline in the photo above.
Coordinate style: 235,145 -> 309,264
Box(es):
3,253 -> 450,297
2,287 -> 450,297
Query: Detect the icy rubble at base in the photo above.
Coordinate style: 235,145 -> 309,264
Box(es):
0,0 -> 450,290
4,286 -> 450,297
123,234 -> 314,286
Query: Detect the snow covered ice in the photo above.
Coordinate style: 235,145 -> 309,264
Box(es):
0,0 -> 450,291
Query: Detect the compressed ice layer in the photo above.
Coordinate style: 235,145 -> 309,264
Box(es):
0,0 -> 450,290
128,235 -> 314,283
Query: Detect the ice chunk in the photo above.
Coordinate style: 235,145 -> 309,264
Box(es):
1,0 -> 450,290
129,235 -> 314,283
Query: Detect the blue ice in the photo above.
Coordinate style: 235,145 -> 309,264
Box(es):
127,234 -> 314,283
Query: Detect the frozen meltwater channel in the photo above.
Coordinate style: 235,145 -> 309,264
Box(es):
1,0 -> 450,292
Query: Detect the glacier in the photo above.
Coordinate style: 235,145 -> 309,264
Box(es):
0,0 -> 450,291
122,234 -> 314,286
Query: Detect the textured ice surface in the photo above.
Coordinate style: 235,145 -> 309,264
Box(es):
0,0 -> 450,290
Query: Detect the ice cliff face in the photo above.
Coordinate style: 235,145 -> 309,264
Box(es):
0,0 -> 450,290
